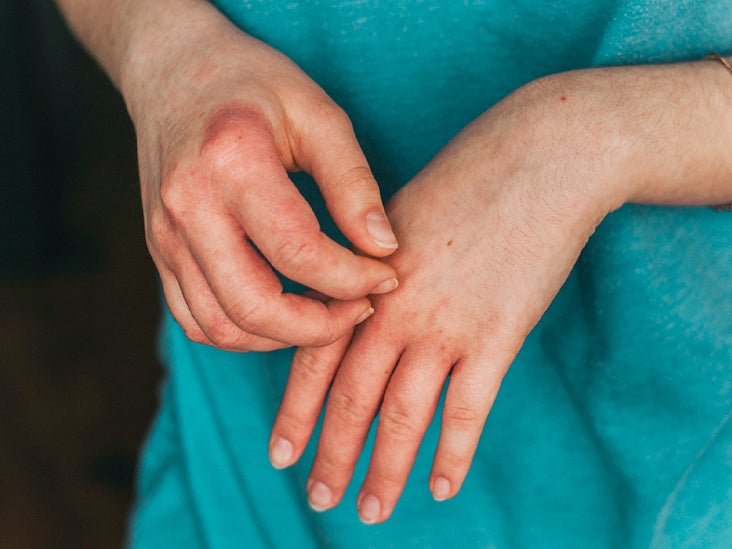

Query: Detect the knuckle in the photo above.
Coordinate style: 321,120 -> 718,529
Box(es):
416,339 -> 458,368
277,408 -> 308,435
316,102 -> 353,133
167,305 -> 209,346
182,325 -> 210,345
160,106 -> 274,224
333,165 -> 376,194
328,390 -> 375,430
443,404 -> 484,431
438,447 -> 473,471
159,175 -> 190,223
293,347 -> 333,382
199,104 -> 273,176
201,313 -> 246,349
203,324 -> 234,349
368,463 -> 405,487
378,403 -> 420,442
315,446 -> 353,476
146,208 -> 171,251
271,234 -> 321,276
277,401 -> 316,436
307,321 -> 338,348
226,295 -> 269,334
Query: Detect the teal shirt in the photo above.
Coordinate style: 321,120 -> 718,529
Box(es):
129,2 -> 732,547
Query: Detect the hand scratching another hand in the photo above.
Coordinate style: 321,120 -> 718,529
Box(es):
128,16 -> 400,351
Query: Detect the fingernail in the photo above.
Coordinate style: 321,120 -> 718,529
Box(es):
355,307 -> 375,325
269,437 -> 293,469
358,493 -> 381,524
432,476 -> 451,501
308,481 -> 333,512
366,212 -> 398,249
370,278 -> 398,295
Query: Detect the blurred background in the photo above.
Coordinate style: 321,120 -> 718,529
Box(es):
1,1 -> 161,546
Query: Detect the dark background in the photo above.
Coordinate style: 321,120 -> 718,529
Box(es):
1,1 -> 161,546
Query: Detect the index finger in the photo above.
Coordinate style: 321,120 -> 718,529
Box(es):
182,209 -> 375,346
212,118 -> 398,300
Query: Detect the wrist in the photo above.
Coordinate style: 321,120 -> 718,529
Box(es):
524,61 -> 732,215
118,1 -> 226,121
503,71 -> 633,223
622,60 -> 732,208
54,0 -> 151,91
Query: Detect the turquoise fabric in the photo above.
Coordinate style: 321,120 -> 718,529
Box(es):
128,1 -> 732,547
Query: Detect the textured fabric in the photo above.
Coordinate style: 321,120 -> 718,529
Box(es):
128,1 -> 732,547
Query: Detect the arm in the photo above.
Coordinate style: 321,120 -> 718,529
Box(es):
271,59 -> 732,521
54,0 -> 400,350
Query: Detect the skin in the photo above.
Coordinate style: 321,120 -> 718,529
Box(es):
54,0 -> 400,351
270,63 -> 732,523
55,0 -> 732,527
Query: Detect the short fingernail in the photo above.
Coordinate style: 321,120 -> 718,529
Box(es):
308,481 -> 333,512
432,476 -> 451,501
366,212 -> 398,249
269,437 -> 293,469
355,307 -> 375,325
358,493 -> 381,524
370,278 -> 399,295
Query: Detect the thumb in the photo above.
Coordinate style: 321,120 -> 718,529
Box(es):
294,104 -> 399,258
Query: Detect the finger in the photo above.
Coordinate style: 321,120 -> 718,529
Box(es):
182,210 -> 375,346
168,245 -> 289,352
157,261 -> 213,347
429,354 -> 505,502
146,210 -> 213,346
293,104 -> 399,257
147,209 -> 284,351
306,328 -> 403,512
209,123 -> 398,299
356,346 -> 453,524
269,329 -> 354,469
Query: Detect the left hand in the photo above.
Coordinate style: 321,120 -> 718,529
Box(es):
269,61 -> 732,523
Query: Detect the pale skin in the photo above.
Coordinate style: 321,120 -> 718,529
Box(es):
55,0 -> 732,527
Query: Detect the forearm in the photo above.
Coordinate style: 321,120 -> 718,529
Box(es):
622,57 -> 732,209
528,58 -> 732,212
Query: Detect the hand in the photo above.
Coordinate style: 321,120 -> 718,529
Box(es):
121,1 -> 399,350
270,62 -> 732,521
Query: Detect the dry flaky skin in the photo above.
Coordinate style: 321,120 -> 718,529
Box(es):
273,63 -> 732,523
54,0 -> 732,525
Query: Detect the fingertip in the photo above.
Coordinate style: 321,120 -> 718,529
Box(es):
370,277 -> 399,295
355,306 -> 375,325
269,436 -> 295,470
431,476 -> 452,502
365,211 -> 399,252
307,480 -> 334,512
357,492 -> 382,525
320,298 -> 372,341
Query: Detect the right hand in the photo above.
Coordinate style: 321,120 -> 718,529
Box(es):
120,2 -> 399,351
